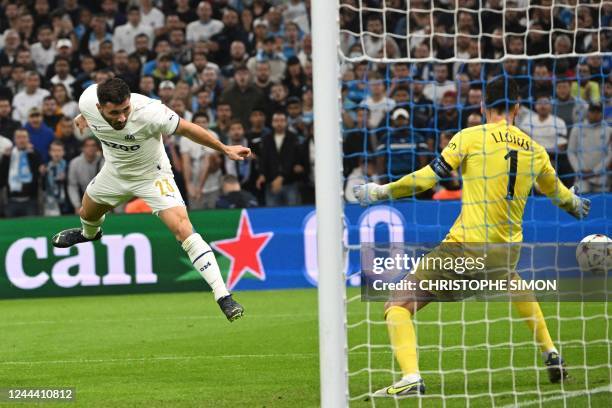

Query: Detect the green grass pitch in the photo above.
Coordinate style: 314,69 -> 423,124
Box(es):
1,289 -> 610,407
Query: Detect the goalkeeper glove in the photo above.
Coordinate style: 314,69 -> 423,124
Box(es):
560,185 -> 591,219
352,183 -> 390,206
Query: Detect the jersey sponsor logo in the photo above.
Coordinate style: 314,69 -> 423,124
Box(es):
124,133 -> 135,141
100,139 -> 141,152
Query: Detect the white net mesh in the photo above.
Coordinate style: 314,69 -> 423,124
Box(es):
338,0 -> 611,406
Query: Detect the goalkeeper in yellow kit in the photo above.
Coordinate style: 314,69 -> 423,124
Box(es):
353,77 -> 591,397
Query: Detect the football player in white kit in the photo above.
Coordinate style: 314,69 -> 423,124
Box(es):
52,78 -> 249,321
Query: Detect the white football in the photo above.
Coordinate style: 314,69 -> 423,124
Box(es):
576,234 -> 612,275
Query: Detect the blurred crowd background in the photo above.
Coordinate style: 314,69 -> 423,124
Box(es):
0,0 -> 609,218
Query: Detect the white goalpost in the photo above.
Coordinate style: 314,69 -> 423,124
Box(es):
312,0 -> 349,407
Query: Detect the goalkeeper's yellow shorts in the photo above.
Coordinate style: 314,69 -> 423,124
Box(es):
412,243 -> 522,301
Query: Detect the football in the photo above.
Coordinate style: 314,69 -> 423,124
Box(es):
576,234 -> 612,276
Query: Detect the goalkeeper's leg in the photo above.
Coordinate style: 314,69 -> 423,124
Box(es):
511,277 -> 568,383
374,279 -> 434,397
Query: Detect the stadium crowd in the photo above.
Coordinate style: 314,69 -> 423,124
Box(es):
0,0 -> 609,218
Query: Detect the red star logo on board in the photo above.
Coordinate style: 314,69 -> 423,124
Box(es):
211,210 -> 274,290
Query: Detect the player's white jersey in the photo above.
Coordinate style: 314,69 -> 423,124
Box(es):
79,84 -> 180,179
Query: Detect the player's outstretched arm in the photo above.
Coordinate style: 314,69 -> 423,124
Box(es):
536,160 -> 591,219
175,118 -> 251,161
353,164 -> 438,206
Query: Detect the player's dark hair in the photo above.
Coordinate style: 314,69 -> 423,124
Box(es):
484,76 -> 519,114
97,77 -> 130,105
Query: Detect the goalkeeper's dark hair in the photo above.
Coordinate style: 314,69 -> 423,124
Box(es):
484,76 -> 519,114
97,77 -> 131,106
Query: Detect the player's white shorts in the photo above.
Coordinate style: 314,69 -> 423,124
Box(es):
86,165 -> 185,215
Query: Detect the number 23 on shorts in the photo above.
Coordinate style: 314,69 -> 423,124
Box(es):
154,178 -> 175,196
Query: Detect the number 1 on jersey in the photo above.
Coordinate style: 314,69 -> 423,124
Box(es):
504,150 -> 518,200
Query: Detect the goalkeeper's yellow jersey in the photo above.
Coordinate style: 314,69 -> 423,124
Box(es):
437,119 -> 572,243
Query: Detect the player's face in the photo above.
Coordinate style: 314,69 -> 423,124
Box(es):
97,98 -> 131,130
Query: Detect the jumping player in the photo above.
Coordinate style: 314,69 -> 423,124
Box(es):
52,78 -> 249,322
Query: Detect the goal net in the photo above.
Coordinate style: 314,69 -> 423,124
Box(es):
335,0 -> 612,406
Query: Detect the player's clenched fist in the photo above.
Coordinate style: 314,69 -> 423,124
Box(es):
224,145 -> 251,161
74,114 -> 89,132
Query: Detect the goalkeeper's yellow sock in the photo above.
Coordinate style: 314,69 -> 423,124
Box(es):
385,306 -> 419,378
513,301 -> 556,353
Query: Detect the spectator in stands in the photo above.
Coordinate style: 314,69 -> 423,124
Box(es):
462,87 -> 483,127
361,72 -> 396,130
180,112 -> 222,209
376,108 -> 429,183
409,78 -> 434,130
42,140 -> 69,216
434,91 -> 461,136
0,30 -> 22,66
269,81 -> 289,114
246,108 -> 270,158
572,62 -> 601,103
138,75 -> 157,98
552,35 -> 577,77
49,56 -> 76,98
208,8 -> 249,66
158,80 -> 175,105
257,111 -> 303,206
139,0 -> 165,35
253,60 -> 273,103
247,36 -> 286,83
67,137 -> 103,213
363,14 -> 399,59
113,6 -> 154,55
100,0 -> 126,31
554,79 -> 588,131
81,13 -> 113,57
25,107 -> 54,163
94,40 -> 114,70
72,55 -> 97,98
12,71 -> 50,124
518,94 -> 573,186
568,102 -> 611,193
130,33 -> 156,67
0,97 -> 21,142
42,96 -> 62,130
216,174 -> 258,209
0,128 -> 42,217
211,101 -> 233,143
423,63 -> 456,105
30,25 -> 55,76
282,92 -> 300,128
223,120 -> 255,191
523,63 -> 553,98
220,65 -> 266,128
186,1 -> 224,43
6,63 -> 27,96
55,116 -> 81,162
